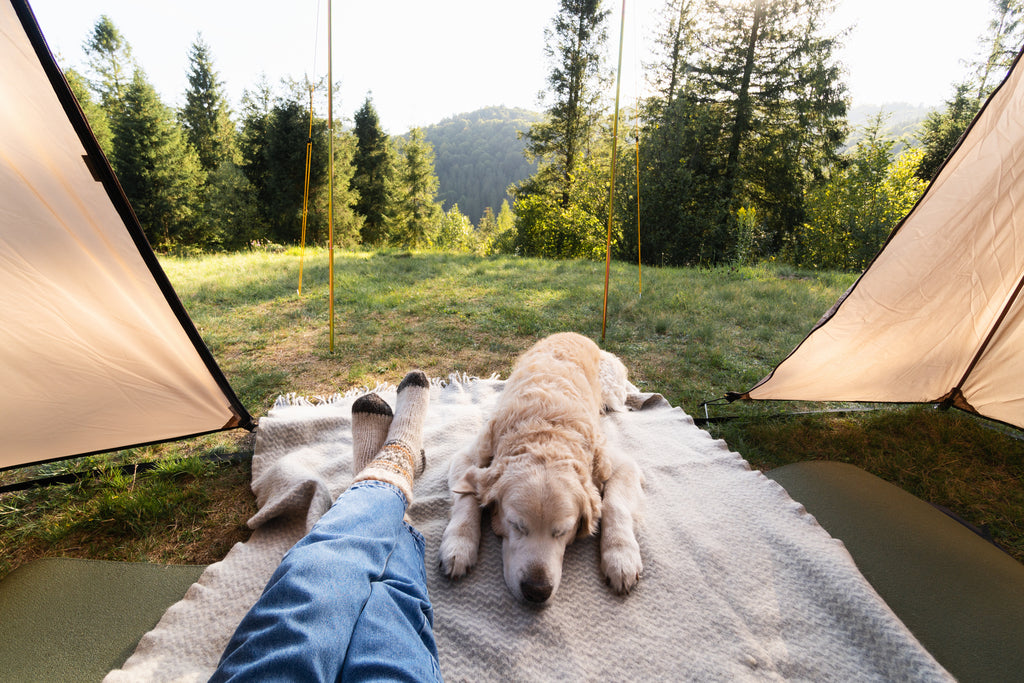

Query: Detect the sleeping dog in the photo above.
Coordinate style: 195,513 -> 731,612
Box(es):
439,332 -> 644,604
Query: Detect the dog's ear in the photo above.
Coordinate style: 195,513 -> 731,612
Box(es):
452,462 -> 505,505
490,502 -> 508,537
576,481 -> 602,538
451,465 -> 483,496
591,443 -> 613,491
472,418 -> 499,469
570,460 -> 603,538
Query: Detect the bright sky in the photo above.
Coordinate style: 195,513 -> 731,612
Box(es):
28,0 -> 994,134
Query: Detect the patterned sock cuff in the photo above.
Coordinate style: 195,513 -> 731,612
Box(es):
354,440 -> 418,494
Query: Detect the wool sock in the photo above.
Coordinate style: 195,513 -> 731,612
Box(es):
352,371 -> 430,503
351,392 -> 393,474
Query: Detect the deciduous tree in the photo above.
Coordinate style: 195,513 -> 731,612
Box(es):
434,204 -> 475,252
796,114 -> 926,270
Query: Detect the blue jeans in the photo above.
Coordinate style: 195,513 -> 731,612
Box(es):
211,481 -> 443,682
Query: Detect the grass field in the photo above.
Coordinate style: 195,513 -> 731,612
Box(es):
2,247 -> 1022,578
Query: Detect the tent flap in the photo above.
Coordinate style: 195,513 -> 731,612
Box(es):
1,0 -> 253,470
737,47 -> 1024,430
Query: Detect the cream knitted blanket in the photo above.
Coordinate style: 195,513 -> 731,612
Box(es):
107,376 -> 951,681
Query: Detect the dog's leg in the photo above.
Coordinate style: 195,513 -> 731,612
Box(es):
439,441 -> 487,579
599,453 -> 644,594
439,491 -> 482,579
598,351 -> 629,413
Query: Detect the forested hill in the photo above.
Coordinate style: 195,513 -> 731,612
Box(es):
420,106 -> 542,225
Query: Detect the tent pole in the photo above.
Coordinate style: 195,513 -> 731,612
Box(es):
327,0 -> 335,352
634,101 -> 642,298
299,85 -> 314,296
602,0 -> 627,342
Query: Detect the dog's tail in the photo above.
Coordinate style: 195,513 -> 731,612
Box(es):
598,351 -> 630,413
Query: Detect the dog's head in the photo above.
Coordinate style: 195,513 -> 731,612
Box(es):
455,443 -> 603,605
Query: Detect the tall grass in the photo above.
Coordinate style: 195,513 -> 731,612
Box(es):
1,248 -> 1021,577
160,248 -> 854,413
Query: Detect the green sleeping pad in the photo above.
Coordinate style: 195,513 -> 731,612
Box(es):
0,557 -> 204,682
767,461 -> 1024,682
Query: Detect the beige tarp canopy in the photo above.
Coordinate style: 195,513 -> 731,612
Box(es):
736,48 -> 1024,430
0,0 -> 253,469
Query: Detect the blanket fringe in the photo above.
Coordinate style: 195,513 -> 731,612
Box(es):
271,372 -> 501,409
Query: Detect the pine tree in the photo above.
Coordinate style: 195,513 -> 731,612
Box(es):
915,84 -> 981,182
261,99 -> 317,244
389,128 -> 442,248
620,94 -> 730,266
82,15 -> 135,114
64,67 -> 113,156
180,34 -> 236,173
238,81 -> 361,247
237,77 -> 275,240
648,0 -> 703,107
259,99 -> 327,244
110,71 -> 206,249
915,0 -> 1024,182
203,159 -> 259,250
618,0 -> 731,266
688,0 -> 847,255
326,129 -> 364,248
972,0 -> 1024,98
512,0 -> 611,260
351,96 -> 392,244
521,0 -> 610,209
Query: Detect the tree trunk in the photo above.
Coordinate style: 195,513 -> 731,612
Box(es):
561,7 -> 591,210
722,1 -> 764,207
666,0 -> 691,100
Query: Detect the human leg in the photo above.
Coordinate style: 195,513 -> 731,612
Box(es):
211,481 -> 436,681
351,371 -> 430,502
340,502 -> 441,682
351,391 -> 394,472
212,373 -> 440,682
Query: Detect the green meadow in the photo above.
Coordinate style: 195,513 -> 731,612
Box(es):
2,248 -> 1022,577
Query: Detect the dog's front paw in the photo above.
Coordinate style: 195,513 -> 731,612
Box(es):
439,525 -> 480,579
601,537 -> 642,595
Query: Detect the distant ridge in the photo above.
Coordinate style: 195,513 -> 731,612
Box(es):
844,102 -> 935,151
420,106 -> 542,225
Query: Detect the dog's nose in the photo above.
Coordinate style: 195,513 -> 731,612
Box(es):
520,579 -> 553,603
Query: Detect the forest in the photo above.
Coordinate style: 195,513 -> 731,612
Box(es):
419,107 -> 541,227
62,0 -> 1024,268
